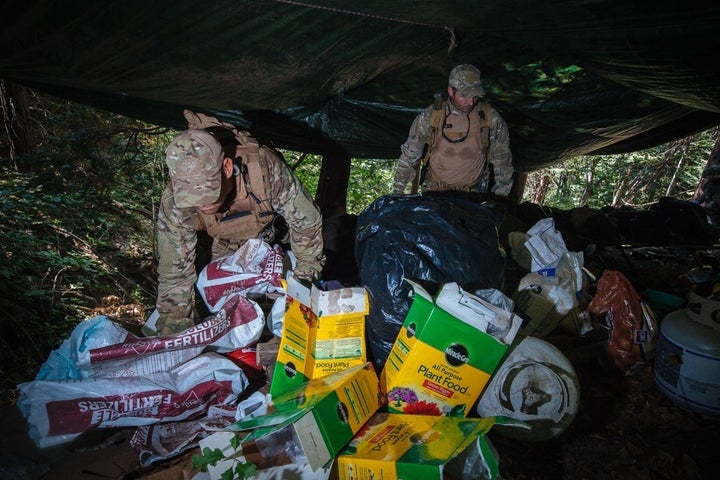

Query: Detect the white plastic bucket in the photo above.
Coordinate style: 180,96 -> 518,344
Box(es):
653,292 -> 720,416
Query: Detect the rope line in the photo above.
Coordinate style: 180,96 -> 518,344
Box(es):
270,0 -> 448,30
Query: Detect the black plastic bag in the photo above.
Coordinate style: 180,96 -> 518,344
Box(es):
355,193 -> 506,368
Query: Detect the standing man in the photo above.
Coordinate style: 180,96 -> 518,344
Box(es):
155,110 -> 324,335
393,64 -> 514,197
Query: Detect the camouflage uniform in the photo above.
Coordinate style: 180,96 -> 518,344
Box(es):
156,111 -> 324,334
393,65 -> 514,197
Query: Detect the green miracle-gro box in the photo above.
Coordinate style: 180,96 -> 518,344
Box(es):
229,362 -> 383,471
381,281 -> 522,418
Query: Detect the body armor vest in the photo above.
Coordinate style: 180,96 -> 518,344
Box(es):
422,99 -> 491,190
197,136 -> 275,245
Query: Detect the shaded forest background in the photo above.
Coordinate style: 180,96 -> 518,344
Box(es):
1,85 -> 718,407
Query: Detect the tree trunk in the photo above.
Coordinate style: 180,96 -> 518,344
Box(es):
665,138 -> 690,197
0,80 -> 36,170
693,129 -> 720,202
512,172 -> 527,204
314,146 -> 351,218
580,157 -> 595,206
531,174 -> 551,204
612,156 -> 632,206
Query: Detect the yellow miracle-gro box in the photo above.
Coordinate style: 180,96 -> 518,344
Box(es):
337,412 -> 501,480
270,273 -> 369,399
381,281 -> 521,418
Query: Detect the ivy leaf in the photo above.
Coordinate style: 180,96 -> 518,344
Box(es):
192,447 -> 226,472
235,461 -> 257,479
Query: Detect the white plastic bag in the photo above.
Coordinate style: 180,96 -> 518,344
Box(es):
524,218 -> 569,271
517,252 -> 583,316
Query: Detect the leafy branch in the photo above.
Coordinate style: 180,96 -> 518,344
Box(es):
192,443 -> 257,480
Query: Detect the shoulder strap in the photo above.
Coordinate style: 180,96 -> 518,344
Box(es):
235,136 -> 273,211
477,102 -> 492,152
412,97 -> 446,193
426,96 -> 447,156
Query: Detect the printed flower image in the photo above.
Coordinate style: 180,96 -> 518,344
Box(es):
387,387 -> 418,405
299,304 -> 316,326
403,400 -> 442,416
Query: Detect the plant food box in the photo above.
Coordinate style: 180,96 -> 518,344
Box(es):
337,412 -> 501,480
203,362 -> 382,478
381,281 -> 521,418
270,273 -> 369,398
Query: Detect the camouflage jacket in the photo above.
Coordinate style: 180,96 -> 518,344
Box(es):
156,132 -> 324,333
393,100 -> 514,196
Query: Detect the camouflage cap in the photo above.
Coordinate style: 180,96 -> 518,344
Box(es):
165,129 -> 224,208
448,64 -> 485,98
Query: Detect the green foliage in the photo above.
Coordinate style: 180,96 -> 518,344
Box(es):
284,151 -> 394,215
524,128 -> 719,209
192,447 -> 225,472
348,158 -> 395,214
284,150 -> 321,198
0,93 -> 170,394
192,446 -> 257,480
0,168 -> 108,331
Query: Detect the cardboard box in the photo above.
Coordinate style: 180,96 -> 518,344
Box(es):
198,430 -> 333,480
336,413 -> 500,480
270,274 -> 369,398
200,362 -> 382,479
381,281 -> 521,418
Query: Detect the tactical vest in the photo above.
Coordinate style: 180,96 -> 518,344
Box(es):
197,135 -> 275,246
420,98 -> 492,190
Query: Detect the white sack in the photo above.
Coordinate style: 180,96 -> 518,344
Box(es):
18,352 -> 248,448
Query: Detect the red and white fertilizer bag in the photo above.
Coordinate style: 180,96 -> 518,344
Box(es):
75,293 -> 265,378
130,391 -> 270,465
17,352 -> 248,448
197,239 -> 285,311
17,294 -> 264,448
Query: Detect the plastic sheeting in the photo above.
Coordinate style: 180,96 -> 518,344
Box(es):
2,1 -> 720,169
355,193 -> 506,368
